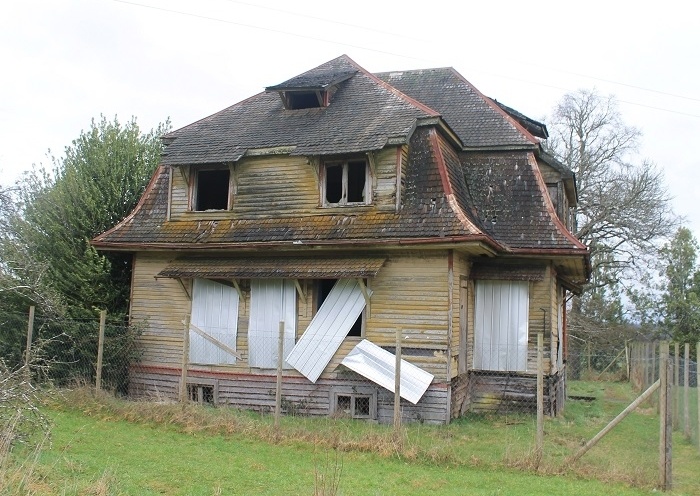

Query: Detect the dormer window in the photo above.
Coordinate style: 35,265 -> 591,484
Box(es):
282,90 -> 327,109
322,158 -> 370,206
193,168 -> 231,211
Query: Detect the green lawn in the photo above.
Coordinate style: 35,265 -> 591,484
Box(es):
3,381 -> 699,495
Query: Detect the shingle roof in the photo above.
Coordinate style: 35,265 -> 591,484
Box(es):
265,57 -> 357,90
157,256 -> 386,279
374,68 -> 538,149
161,55 -> 436,165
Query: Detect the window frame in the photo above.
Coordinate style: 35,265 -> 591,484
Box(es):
321,158 -> 371,207
191,166 -> 233,212
329,386 -> 377,420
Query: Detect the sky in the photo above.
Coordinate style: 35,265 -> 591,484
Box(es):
2,0 -> 699,243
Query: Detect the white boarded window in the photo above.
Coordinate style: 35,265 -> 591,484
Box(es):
190,279 -> 239,365
474,281 -> 529,372
248,279 -> 297,368
286,279 -> 368,382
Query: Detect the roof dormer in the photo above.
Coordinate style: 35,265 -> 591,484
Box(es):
265,61 -> 357,110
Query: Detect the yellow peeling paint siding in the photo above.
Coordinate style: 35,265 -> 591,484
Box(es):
527,266 -> 555,375
450,253 -> 470,379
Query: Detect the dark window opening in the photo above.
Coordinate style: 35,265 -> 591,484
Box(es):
195,169 -> 230,211
323,159 -> 368,206
325,165 -> 343,204
286,91 -> 323,109
337,394 -> 351,415
353,395 -> 370,417
317,279 -> 362,336
347,160 -> 366,203
188,384 -> 215,405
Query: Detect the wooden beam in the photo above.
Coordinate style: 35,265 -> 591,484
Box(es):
231,279 -> 244,301
294,279 -> 307,303
357,278 -> 371,318
177,278 -> 191,301
190,322 -> 242,360
178,165 -> 189,185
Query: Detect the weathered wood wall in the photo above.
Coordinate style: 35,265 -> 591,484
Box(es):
129,365 -> 450,424
466,370 -> 564,416
168,147 -> 402,219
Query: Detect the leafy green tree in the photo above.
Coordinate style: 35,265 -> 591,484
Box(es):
0,116 -> 169,387
659,227 -> 700,343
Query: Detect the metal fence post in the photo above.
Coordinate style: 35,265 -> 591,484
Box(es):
674,343 -> 680,428
684,343 -> 690,439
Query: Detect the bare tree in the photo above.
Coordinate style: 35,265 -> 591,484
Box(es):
547,89 -> 677,305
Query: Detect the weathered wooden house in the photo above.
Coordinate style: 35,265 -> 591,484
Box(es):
92,55 -> 589,423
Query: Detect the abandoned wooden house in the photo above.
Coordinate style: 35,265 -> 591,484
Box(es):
92,55 -> 589,423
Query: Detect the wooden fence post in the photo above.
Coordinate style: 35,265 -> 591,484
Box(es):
24,306 -> 35,382
659,341 -> 672,491
536,332 -> 544,458
673,343 -> 680,428
275,321 -> 284,429
697,342 -> 700,451
96,310 -> 106,391
683,343 -> 690,439
179,314 -> 190,403
394,328 -> 402,435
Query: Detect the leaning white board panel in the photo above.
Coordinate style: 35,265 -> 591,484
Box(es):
341,339 -> 434,405
286,279 -> 368,382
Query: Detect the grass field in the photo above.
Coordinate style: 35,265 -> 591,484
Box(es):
3,381 -> 699,495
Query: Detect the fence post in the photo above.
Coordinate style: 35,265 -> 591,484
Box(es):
24,306 -> 35,381
697,341 -> 700,451
683,343 -> 690,439
536,332 -> 544,458
394,328 -> 402,435
179,314 -> 190,403
275,321 -> 284,429
659,341 -> 672,491
673,343 -> 680,428
96,309 -> 106,391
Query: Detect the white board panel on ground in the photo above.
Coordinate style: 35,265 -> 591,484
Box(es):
286,278 -> 368,382
341,339 -> 434,404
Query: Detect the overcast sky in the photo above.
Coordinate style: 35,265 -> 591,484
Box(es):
2,0 -> 699,244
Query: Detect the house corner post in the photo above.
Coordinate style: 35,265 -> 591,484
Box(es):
179,314 -> 190,403
96,310 -> 106,391
659,341 -> 672,491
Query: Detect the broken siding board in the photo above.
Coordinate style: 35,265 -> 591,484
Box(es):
374,146 -> 400,211
170,167 -> 190,217
286,279 -> 368,382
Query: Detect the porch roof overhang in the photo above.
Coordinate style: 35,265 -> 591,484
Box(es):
156,256 -> 386,280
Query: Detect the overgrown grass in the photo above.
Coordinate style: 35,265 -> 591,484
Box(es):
3,381 -> 699,494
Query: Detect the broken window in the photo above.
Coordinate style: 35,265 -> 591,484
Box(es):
322,159 -> 369,206
188,383 -> 215,405
248,279 -> 297,369
473,281 -> 529,372
317,279 -> 362,337
190,279 -> 239,365
194,169 -> 230,211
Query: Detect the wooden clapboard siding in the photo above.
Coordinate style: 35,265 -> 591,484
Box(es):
373,146 -> 400,211
167,148 -> 403,219
526,266 -> 553,374
170,166 -> 189,215
467,370 -> 564,415
365,251 -> 450,381
232,155 -> 318,216
131,254 -> 192,365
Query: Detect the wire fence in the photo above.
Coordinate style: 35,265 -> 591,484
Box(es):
2,306 -> 699,492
